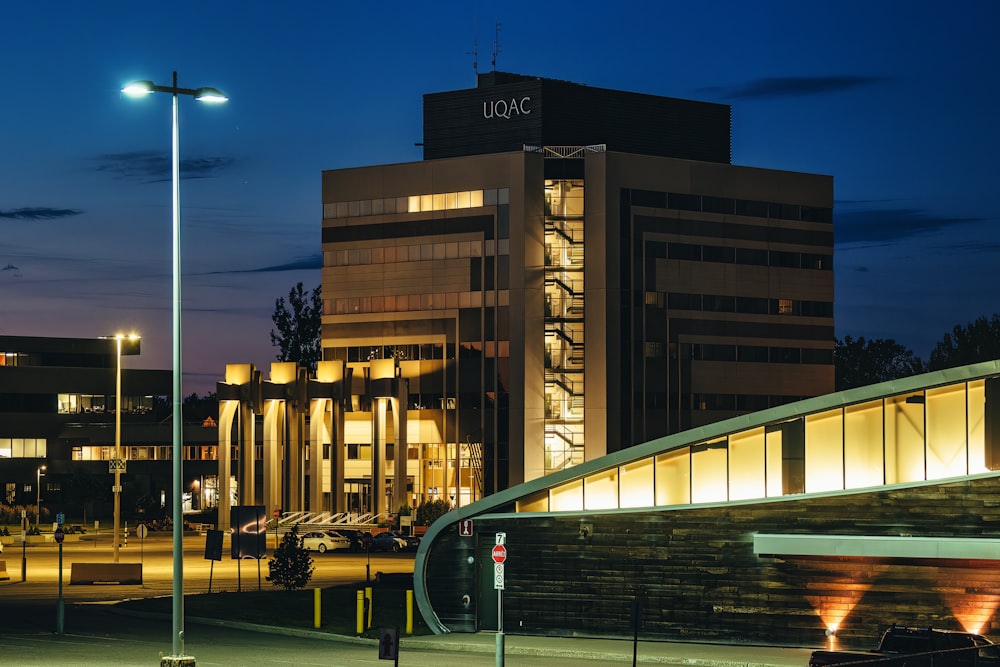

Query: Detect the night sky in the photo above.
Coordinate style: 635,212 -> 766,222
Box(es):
2,1 -> 997,395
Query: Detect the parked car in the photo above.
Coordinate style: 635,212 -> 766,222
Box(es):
300,531 -> 350,553
336,529 -> 372,552
371,531 -> 408,552
400,533 -> 421,551
809,625 -> 999,667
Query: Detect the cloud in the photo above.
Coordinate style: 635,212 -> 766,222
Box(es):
95,150 -> 235,183
835,208 -> 985,246
202,253 -> 322,275
702,75 -> 889,100
0,207 -> 84,221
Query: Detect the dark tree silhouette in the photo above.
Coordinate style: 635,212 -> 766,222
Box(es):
927,313 -> 1000,371
267,526 -> 313,591
834,336 -> 924,391
270,282 -> 322,372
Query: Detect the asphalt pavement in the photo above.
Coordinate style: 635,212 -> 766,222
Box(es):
0,533 -> 819,666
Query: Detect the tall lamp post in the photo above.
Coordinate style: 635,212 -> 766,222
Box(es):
102,334 -> 140,565
35,465 -> 46,528
122,72 -> 227,663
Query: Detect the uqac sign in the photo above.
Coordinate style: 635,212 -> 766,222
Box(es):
483,96 -> 532,119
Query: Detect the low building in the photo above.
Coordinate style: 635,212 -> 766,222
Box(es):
414,360 -> 1000,645
0,335 -> 217,524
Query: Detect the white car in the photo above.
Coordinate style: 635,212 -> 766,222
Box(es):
299,531 -> 350,553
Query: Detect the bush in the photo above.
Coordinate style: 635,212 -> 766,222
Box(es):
266,526 -> 313,591
415,499 -> 452,526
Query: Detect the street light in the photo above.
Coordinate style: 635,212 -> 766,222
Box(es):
122,72 -> 227,662
102,334 -> 140,565
36,465 -> 46,528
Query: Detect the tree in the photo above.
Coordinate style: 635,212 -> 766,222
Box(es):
270,282 -> 322,372
267,526 -> 314,591
415,499 -> 453,526
834,336 -> 924,391
927,314 -> 1000,371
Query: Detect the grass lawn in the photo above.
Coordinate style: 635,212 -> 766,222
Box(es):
119,582 -> 432,638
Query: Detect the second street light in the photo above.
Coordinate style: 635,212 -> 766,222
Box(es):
36,465 -> 46,528
121,72 -> 227,663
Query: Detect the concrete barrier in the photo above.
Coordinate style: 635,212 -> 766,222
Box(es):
70,562 -> 142,585
0,559 -> 8,581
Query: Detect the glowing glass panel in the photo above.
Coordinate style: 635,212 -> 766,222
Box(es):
728,428 -> 765,500
968,380 -> 987,472
583,469 -> 618,510
619,459 -> 654,508
691,440 -> 728,503
926,384 -> 968,478
805,409 -> 844,492
844,400 -> 884,489
549,479 -> 583,512
764,427 -> 784,497
885,394 -> 925,483
655,448 -> 690,506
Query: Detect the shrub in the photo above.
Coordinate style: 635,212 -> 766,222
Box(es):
266,526 -> 313,591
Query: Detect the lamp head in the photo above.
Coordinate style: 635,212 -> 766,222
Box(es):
194,87 -> 228,103
121,80 -> 155,96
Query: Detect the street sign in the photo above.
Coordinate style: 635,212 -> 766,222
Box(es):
54,527 -> 64,544
56,513 -> 65,525
491,543 -> 507,563
458,519 -> 474,536
137,523 -> 149,540
495,532 -> 506,545
494,562 -> 505,590
109,458 -> 126,473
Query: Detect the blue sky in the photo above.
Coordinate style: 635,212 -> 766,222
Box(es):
1,1 -> 997,395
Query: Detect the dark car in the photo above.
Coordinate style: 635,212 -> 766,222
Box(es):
336,528 -> 372,552
371,531 -> 408,552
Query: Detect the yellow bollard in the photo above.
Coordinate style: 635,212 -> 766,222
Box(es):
356,589 -> 365,634
406,589 -> 413,635
365,586 -> 373,629
314,588 -> 321,629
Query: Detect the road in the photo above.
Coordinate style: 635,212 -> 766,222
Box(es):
1,530 -> 411,601
0,532 -> 814,666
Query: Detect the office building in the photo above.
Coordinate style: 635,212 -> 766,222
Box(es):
316,72 -> 834,515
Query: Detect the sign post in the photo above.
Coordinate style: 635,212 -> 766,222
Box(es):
55,517 -> 65,634
493,532 -> 507,667
20,510 -> 27,582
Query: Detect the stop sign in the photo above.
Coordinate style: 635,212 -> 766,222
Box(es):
491,544 -> 507,563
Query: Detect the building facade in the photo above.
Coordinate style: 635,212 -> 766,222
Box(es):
318,73 -> 834,515
0,336 -> 218,524
414,361 -> 1000,645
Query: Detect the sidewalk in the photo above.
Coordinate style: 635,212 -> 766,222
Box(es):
407,632 -> 815,666
176,609 -> 814,666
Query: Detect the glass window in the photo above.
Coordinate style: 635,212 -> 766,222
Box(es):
702,245 -> 735,263
655,448 -> 690,506
885,393 -> 925,484
844,400 -> 884,489
583,469 -> 618,510
805,409 -> 844,492
619,459 -> 654,508
736,247 -> 768,266
926,384 -> 968,479
691,440 -> 727,503
969,380 -> 987,472
669,193 -> 701,211
549,479 -> 583,512
729,428 -> 765,500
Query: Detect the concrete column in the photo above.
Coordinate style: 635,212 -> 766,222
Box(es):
217,399 -> 238,533
263,400 -> 284,516
372,398 -> 387,517
308,397 -> 330,513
